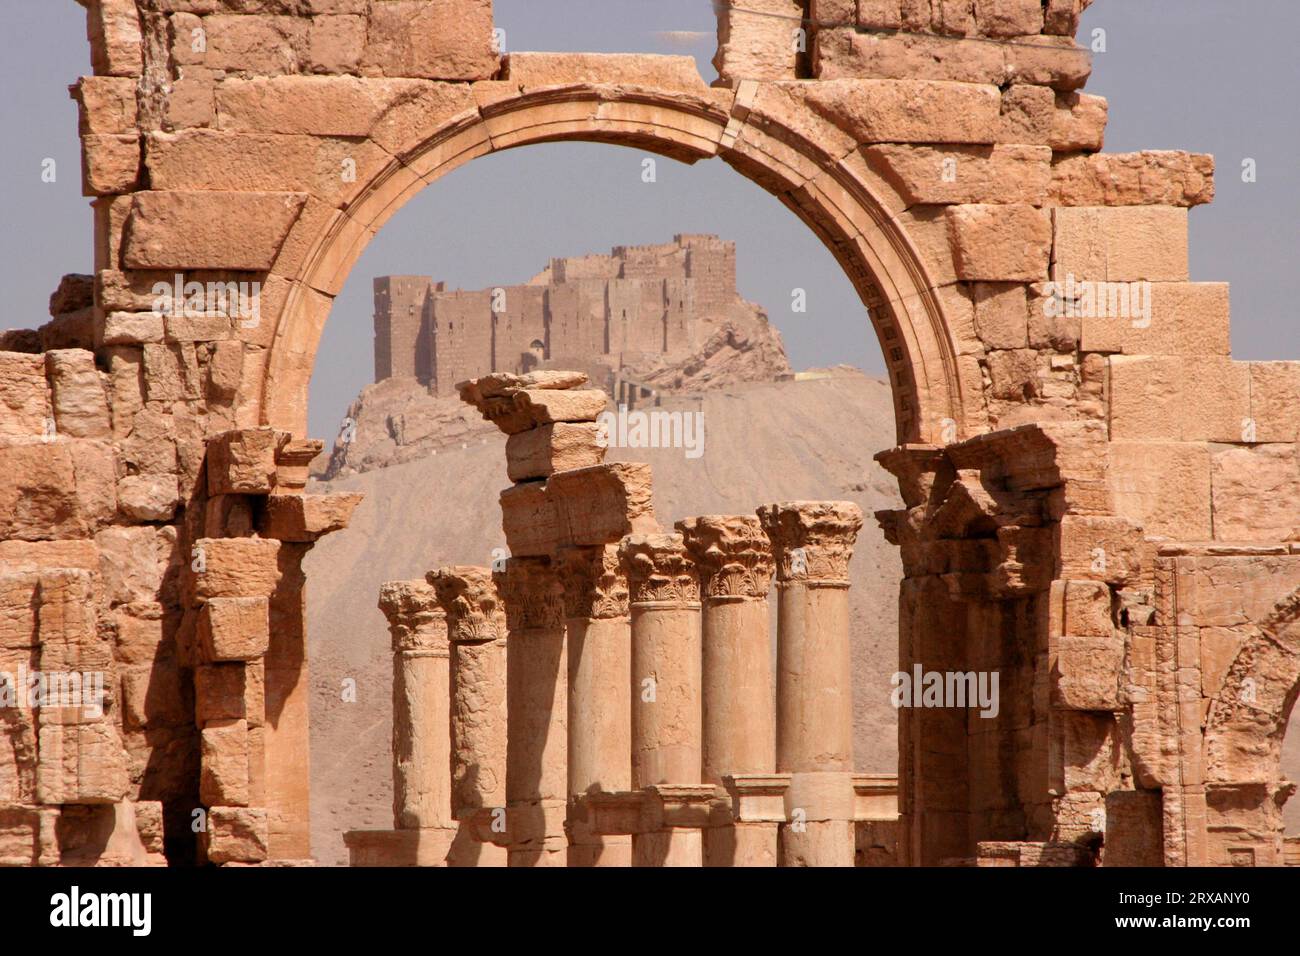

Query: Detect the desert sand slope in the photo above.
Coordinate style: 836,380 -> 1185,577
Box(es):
304,369 -> 903,864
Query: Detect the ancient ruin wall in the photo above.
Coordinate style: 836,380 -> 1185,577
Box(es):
0,0 -> 1296,865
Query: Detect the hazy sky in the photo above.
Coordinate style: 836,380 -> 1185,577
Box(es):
1,1 -> 1295,440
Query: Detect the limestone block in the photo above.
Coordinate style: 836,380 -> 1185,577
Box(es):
168,66 -> 217,129
1052,206 -> 1188,283
1079,282 -> 1230,358
985,348 -> 1039,401
0,438 -> 116,541
947,204 -> 1051,281
1050,152 -> 1214,207
72,76 -> 138,134
201,14 -> 309,74
164,313 -> 233,343
506,423 -> 605,482
459,373 -> 607,434
205,806 -> 267,864
45,350 -> 111,439
207,340 -> 244,401
1057,515 -> 1139,584
117,474 -> 180,522
104,346 -> 146,436
257,493 -> 362,541
112,603 -> 166,666
1200,626 -> 1247,700
190,538 -> 281,601
503,52 -> 705,90
1108,441 -> 1212,540
972,283 -> 1029,349
100,312 -> 164,346
999,84 -> 1054,144
1063,712 -> 1123,792
1059,580 -> 1113,637
0,353 -> 52,436
863,144 -> 1051,206
87,0 -> 143,77
857,0 -> 904,28
974,0 -> 1043,37
197,597 -> 270,662
361,0 -> 498,80
1055,634 -> 1123,710
0,572 -> 41,651
97,525 -> 178,607
1044,0 -> 1091,36
308,14 -> 365,74
195,663 -> 248,725
206,427 -> 284,496
216,75 -> 419,136
36,719 -> 130,806
1103,790 -> 1164,867
1050,91 -> 1107,151
200,719 -> 249,806
1108,355 -> 1250,444
80,133 -> 141,196
122,191 -> 308,271
1249,362 -> 1300,443
1211,445 -> 1300,542
120,658 -> 188,731
714,0 -> 803,82
814,28 -> 1090,89
801,79 -> 1001,145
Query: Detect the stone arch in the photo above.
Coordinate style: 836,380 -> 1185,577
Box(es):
258,82 -> 973,446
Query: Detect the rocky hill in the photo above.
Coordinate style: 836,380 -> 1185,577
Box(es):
303,367 -> 903,864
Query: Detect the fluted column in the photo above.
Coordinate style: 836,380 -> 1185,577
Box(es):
496,556 -> 568,867
559,544 -> 632,866
428,566 -> 508,867
377,581 -> 452,833
620,532 -> 703,866
678,515 -> 777,866
758,501 -> 863,867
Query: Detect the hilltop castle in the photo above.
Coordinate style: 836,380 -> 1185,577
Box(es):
372,235 -> 744,394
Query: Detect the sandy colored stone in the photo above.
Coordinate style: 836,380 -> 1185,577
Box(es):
1211,445 -> 1300,542
361,0 -> 497,81
72,76 -> 138,134
45,350 -> 110,439
801,78 -> 1001,144
715,0 -> 803,82
122,190 -> 307,271
947,203 -> 1051,281
257,493 -> 362,542
202,14 -> 309,74
201,719 -> 249,806
0,353 -> 51,437
205,806 -> 268,864
505,422 -> 605,482
974,0 -> 1043,36
80,133 -> 140,196
198,596 -> 270,662
1109,441 -> 1212,540
207,427 -> 283,496
1249,361 -> 1300,443
1052,206 -> 1189,283
0,438 -> 116,541
190,538 -> 281,602
87,0 -> 143,77
1050,151 -> 1215,207
863,144 -> 1051,206
117,474 -> 180,521
308,14 -> 365,74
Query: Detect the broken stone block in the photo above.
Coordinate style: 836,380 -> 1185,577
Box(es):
80,132 -> 140,196
863,144 -> 1052,206
204,806 -> 268,864
0,353 -> 51,437
505,422 -> 605,482
117,474 -> 180,522
206,428 -> 286,496
714,0 -> 803,82
1055,634 -> 1124,710
197,597 -> 270,662
195,663 -> 248,725
189,537 -> 281,602
801,78 -> 1002,145
257,493 -> 362,542
44,350 -> 110,439
361,0 -> 498,80
459,371 -> 608,435
122,190 -> 308,271
0,438 -> 117,541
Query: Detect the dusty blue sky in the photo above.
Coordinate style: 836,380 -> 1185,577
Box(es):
0,1 -> 1295,440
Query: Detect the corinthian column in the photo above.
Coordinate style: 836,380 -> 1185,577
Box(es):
377,581 -> 452,834
678,515 -> 777,866
620,532 -> 704,866
428,566 -> 508,867
496,556 -> 568,867
757,501 -> 863,867
559,544 -> 632,867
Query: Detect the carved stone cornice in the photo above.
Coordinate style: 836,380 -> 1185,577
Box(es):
618,533 -> 700,609
495,557 -> 566,632
756,501 -> 864,587
427,566 -> 506,644
377,580 -> 448,655
676,515 -> 774,602
557,545 -> 629,621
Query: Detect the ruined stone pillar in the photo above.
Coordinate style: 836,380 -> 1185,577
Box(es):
497,557 -> 568,867
428,566 -> 508,867
758,501 -> 863,867
559,545 -> 632,867
678,515 -> 777,866
377,582 -> 453,832
621,532 -> 704,866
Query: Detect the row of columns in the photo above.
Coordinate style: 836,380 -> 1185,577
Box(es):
360,501 -> 865,866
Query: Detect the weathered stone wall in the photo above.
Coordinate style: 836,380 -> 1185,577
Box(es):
0,0 -> 1294,865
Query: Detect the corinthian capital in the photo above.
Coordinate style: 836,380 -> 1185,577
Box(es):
557,545 -> 629,621
377,579 -> 448,654
756,501 -> 864,586
618,533 -> 700,609
676,515 -> 773,602
427,566 -> 506,644
494,557 -> 566,632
